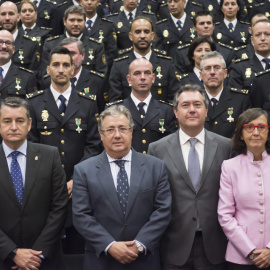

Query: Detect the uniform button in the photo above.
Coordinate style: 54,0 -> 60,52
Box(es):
260,229 -> 263,234
44,126 -> 47,129
259,191 -> 263,196
257,172 -> 261,177
61,140 -> 65,144
142,140 -> 146,144
258,181 -> 262,186
179,41 -> 182,44
61,129 -> 64,133
143,151 -> 146,154
61,152 -> 65,156
231,40 -> 234,44
214,121 -> 218,125
0,93 -> 1,96
142,129 -> 146,133
87,62 -> 90,65
16,92 -> 19,95
62,164 -> 65,168
158,83 -> 161,86
167,41 -> 169,44
260,219 -> 264,224
260,209 -> 264,214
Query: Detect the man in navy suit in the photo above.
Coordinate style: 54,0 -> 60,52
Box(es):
72,104 -> 172,270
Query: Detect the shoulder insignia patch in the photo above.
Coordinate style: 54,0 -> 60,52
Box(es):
78,91 -> 96,101
191,1 -> 202,7
43,74 -> 50,79
215,22 -> 221,25
119,47 -> 133,55
230,88 -> 249,94
234,45 -> 247,51
57,1 -> 67,6
90,70 -> 105,78
142,10 -> 155,15
154,48 -> 167,55
19,67 -> 34,73
106,100 -> 123,107
157,54 -> 172,60
233,57 -> 249,63
46,35 -> 59,41
239,21 -> 250,25
156,18 -> 167,24
107,13 -> 119,17
89,37 -> 101,43
255,69 -> 270,77
114,55 -> 129,61
159,100 -> 173,106
177,43 -> 190,50
40,27 -> 53,30
160,3 -> 167,7
26,90 -> 44,99
218,42 -> 233,50
46,0 -> 57,4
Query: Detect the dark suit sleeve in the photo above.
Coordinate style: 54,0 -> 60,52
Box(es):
0,230 -> 17,261
27,103 -> 41,143
32,148 -> 68,258
250,77 -> 263,108
168,61 -> 181,101
134,161 -> 171,253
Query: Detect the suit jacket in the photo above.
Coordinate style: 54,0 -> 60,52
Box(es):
0,64 -> 37,100
218,153 -> 270,264
0,142 -> 68,270
72,150 -> 172,270
148,130 -> 231,267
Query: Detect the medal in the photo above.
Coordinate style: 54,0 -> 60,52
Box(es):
156,66 -> 163,79
44,10 -> 50,19
245,68 -> 251,78
190,28 -> 195,39
240,32 -> 246,43
88,49 -> 94,60
75,118 -> 82,133
159,119 -> 166,133
163,30 -> 169,38
84,87 -> 89,94
117,22 -> 123,28
241,53 -> 248,59
208,4 -> 213,11
15,78 -> 21,91
18,49 -> 24,61
147,4 -> 151,12
227,108 -> 234,122
41,110 -> 49,121
99,30 -> 104,42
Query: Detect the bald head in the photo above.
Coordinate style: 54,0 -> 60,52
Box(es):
0,1 -> 19,34
128,58 -> 153,74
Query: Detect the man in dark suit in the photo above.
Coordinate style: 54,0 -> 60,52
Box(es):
0,30 -> 37,100
108,58 -> 177,153
201,51 -> 251,138
228,19 -> 270,90
0,1 -> 40,70
72,104 -> 172,270
148,84 -> 231,270
109,17 -> 180,103
27,46 -> 102,257
0,96 -> 68,270
41,5 -> 107,76
155,0 -> 195,57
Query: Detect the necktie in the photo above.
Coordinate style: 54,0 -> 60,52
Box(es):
188,138 -> 201,192
87,19 -> 92,33
10,151 -> 24,205
33,0 -> 38,6
58,95 -> 66,116
128,12 -> 133,22
137,102 -> 146,117
114,160 -> 129,215
262,58 -> 270,70
177,20 -> 182,33
228,22 -> 233,32
0,67 -> 4,86
25,28 -> 32,35
70,77 -> 77,91
211,98 -> 218,111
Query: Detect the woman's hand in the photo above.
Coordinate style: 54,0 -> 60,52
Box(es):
252,249 -> 270,269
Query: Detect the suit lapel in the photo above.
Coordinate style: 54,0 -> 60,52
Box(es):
124,96 -> 143,125
143,98 -> 159,127
168,18 -> 180,37
251,54 -> 264,72
89,16 -> 102,36
0,65 -> 19,92
43,89 -> 62,122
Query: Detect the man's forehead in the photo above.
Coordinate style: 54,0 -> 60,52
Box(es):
51,54 -> 71,63
197,16 -> 213,23
67,13 -> 84,20
132,20 -> 151,31
0,4 -> 17,14
0,34 -> 13,41
201,57 -> 222,66
179,91 -> 203,102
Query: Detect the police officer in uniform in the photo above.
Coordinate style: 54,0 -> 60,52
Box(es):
228,19 -> 270,90
246,0 -> 270,22
108,58 -> 177,153
0,30 -> 37,100
107,0 -> 157,51
0,1 -> 40,71
109,17 -> 180,103
155,0 -> 195,57
41,5 -> 107,77
27,47 -> 102,261
201,51 -> 250,138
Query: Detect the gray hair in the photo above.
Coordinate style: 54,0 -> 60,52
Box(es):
200,51 -> 226,70
173,84 -> 209,110
0,97 -> 30,119
64,5 -> 86,21
59,37 -> 85,54
98,105 -> 134,130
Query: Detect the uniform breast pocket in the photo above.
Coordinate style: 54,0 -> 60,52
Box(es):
37,121 -> 58,131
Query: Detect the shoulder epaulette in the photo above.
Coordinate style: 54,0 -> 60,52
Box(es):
19,67 -> 34,73
119,47 -> 133,55
40,26 -> 53,30
142,10 -> 155,15
46,0 -> 57,4
218,42 -> 233,50
177,43 -> 190,50
102,18 -> 113,23
233,57 -> 249,63
178,73 -> 189,80
23,35 -> 35,41
90,70 -> 105,78
156,18 -> 167,24
157,54 -> 172,60
255,69 -> 270,77
160,3 -> 167,7
153,48 -> 166,55
114,55 -> 129,62
26,90 -> 44,99
43,74 -> 50,79
215,22 -> 221,25
159,100 -> 173,107
89,37 -> 101,44
46,35 -> 59,41
230,88 -> 249,95
107,12 -> 119,17
234,45 -> 247,51
78,91 -> 96,101
239,20 -> 250,25
106,100 -> 123,107
113,0 -> 121,2
255,3 -> 264,7
57,1 -> 67,7
191,1 -> 202,7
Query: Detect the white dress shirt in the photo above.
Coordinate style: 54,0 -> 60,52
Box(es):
130,92 -> 152,114
50,85 -> 72,108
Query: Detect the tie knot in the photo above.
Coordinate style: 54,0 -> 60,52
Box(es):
11,151 -> 20,159
228,22 -> 233,30
189,138 -> 198,147
177,20 -> 182,28
211,98 -> 218,106
114,160 -> 126,168
87,19 -> 92,27
70,77 -> 77,83
59,95 -> 66,103
137,102 -> 145,109
263,58 -> 270,64
0,67 -> 3,73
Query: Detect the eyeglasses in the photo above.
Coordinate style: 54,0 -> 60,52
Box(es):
200,65 -> 226,73
0,39 -> 14,47
242,123 -> 269,133
100,127 -> 132,135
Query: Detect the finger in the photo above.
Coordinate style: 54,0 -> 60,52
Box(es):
11,266 -> 19,269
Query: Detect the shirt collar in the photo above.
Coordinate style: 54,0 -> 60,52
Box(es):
50,85 -> 72,103
133,49 -> 152,60
73,66 -> 82,81
179,128 -> 205,146
224,18 -> 237,30
86,13 -> 97,24
130,92 -> 152,107
12,29 -> 18,41
2,140 -> 27,158
205,87 -> 223,102
171,12 -> 186,27
107,149 -> 132,163
22,23 -> 36,30
1,60 -> 12,73
124,8 -> 136,19
65,31 -> 83,40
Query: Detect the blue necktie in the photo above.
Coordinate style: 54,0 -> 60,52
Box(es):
87,19 -> 92,33
10,151 -> 24,205
58,95 -> 66,116
115,160 -> 129,215
211,98 -> 218,112
177,20 -> 182,33
188,138 -> 201,192
0,67 -> 4,86
128,12 -> 133,22
228,22 -> 233,32
137,102 -> 146,117
70,77 -> 77,91
262,58 -> 270,70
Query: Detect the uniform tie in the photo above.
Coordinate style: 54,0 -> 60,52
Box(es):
70,77 -> 77,91
128,12 -> 133,22
211,97 -> 218,111
87,19 -> 92,33
228,22 -> 233,32
10,151 -> 24,205
114,160 -> 129,215
25,28 -> 32,35
188,138 -> 201,192
58,95 -> 66,115
262,58 -> 270,70
177,20 -> 182,33
137,102 -> 146,117
0,67 -> 4,86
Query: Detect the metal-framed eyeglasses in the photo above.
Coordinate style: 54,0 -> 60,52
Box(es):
242,123 -> 269,133
100,127 -> 132,135
200,65 -> 226,73
0,40 -> 14,47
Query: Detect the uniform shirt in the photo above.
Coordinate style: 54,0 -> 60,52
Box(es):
12,29 -> 18,42
224,18 -> 237,31
72,67 -> 82,86
130,92 -> 152,114
205,88 -> 223,106
66,31 -> 83,40
3,140 -> 27,185
255,52 -> 270,70
124,8 -> 136,20
22,23 -> 36,31
0,60 -> 12,79
133,50 -> 152,60
179,128 -> 205,172
50,85 -> 72,108
171,12 -> 186,28
85,13 -> 97,26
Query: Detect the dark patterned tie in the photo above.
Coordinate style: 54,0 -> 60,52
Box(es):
228,22 -> 233,32
0,67 -> 3,86
262,58 -> 270,70
137,102 -> 146,117
87,19 -> 92,33
58,95 -> 66,115
211,98 -> 218,112
114,160 -> 129,215
25,28 -> 32,35
10,151 -> 24,205
128,12 -> 133,22
177,20 -> 182,33
70,77 -> 77,91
